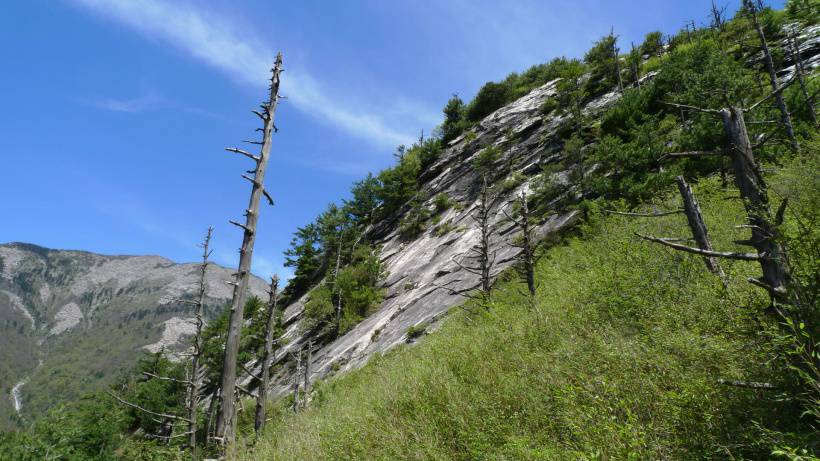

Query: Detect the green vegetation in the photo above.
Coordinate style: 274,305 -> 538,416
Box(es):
0,353 -> 191,461
302,245 -> 386,338
243,159 -> 818,459
1,2 -> 817,459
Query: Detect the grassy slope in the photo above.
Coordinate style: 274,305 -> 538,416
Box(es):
238,160 -> 817,460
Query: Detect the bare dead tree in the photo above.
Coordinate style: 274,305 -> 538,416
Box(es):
187,227 -> 213,454
205,387 -> 219,445
333,234 -> 344,337
612,27 -> 624,94
302,340 -> 312,409
215,53 -> 283,445
291,348 -> 302,413
452,174 -> 497,305
710,0 -> 726,31
649,103 -> 791,301
787,29 -> 818,128
630,41 -> 641,88
743,0 -> 800,152
719,106 -> 791,296
647,102 -> 819,403
253,275 -> 280,434
504,192 -> 536,297
675,176 -> 727,281
110,231 -> 214,450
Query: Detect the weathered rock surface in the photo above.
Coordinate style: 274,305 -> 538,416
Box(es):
249,22 -> 820,399
244,79 -> 617,398
0,242 -> 266,426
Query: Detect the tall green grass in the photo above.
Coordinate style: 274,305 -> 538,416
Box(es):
239,167 -> 817,460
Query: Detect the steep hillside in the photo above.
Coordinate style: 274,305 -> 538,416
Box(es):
242,158 -> 819,459
252,77 -> 608,397
0,4 -> 816,459
0,243 -> 267,428
243,20 -> 820,403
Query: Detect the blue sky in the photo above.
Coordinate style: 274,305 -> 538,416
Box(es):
0,0 -> 779,279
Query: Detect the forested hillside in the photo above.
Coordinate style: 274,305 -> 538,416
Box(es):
0,1 -> 817,459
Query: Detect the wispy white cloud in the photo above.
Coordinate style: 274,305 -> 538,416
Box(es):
79,88 -> 227,122
68,0 -> 426,148
82,89 -> 163,113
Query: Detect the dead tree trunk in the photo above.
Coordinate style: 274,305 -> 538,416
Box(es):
504,192 -> 536,297
452,174 -> 496,305
788,31 -> 818,128
675,176 -> 726,280
187,227 -> 213,454
215,53 -> 283,444
710,0 -> 725,31
254,275 -> 280,434
630,41 -> 641,88
302,341 -> 312,409
205,388 -> 218,445
744,0 -> 799,152
720,106 -> 791,299
477,175 -> 492,295
612,28 -> 624,94
333,235 -> 343,337
291,349 -> 302,413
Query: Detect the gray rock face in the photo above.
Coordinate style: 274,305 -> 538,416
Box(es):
0,243 -> 267,426
254,21 -> 820,397
247,79 -> 618,398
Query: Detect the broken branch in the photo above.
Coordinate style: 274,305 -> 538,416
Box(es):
226,147 -> 260,162
635,233 -> 762,260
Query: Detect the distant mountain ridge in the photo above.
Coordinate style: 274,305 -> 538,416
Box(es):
0,242 -> 267,429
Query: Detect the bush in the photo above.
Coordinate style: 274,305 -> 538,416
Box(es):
433,192 -> 452,214
466,81 -> 511,123
303,246 -> 386,337
640,31 -> 664,57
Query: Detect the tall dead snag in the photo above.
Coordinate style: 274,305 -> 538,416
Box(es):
253,275 -> 279,434
302,340 -> 312,409
710,0 -> 726,31
215,53 -> 282,444
719,106 -> 790,298
504,192 -> 536,297
788,30 -> 818,128
187,227 -> 213,454
611,27 -> 624,94
291,348 -> 302,413
452,174 -> 496,305
743,0 -> 800,152
630,42 -> 641,88
333,235 -> 344,337
675,176 -> 726,281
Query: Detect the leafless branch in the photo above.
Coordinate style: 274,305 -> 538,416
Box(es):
141,372 -> 191,385
108,391 -> 191,423
659,150 -> 722,161
226,147 -> 260,163
717,378 -> 775,389
228,220 -> 253,234
635,233 -> 762,260
605,209 -> 683,217
662,101 -> 720,115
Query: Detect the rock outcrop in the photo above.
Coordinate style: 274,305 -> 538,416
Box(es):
249,22 -> 820,400
247,79 -> 618,398
0,243 -> 267,426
